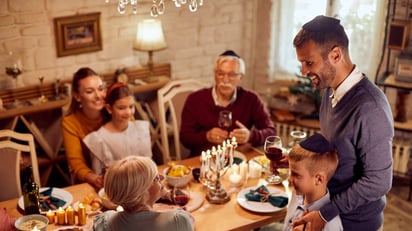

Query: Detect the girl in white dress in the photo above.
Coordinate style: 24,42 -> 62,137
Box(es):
83,83 -> 152,175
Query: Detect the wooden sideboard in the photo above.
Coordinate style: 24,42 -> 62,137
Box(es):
0,63 -> 171,186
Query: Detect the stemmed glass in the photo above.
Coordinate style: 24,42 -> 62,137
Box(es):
172,185 -> 190,207
287,131 -> 307,152
218,110 -> 232,131
264,136 -> 283,184
38,76 -> 48,103
5,51 -> 22,90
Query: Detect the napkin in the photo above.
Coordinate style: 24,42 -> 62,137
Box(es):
245,185 -> 288,208
39,188 -> 66,211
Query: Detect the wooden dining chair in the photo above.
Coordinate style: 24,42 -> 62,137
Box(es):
0,129 -> 41,201
157,78 -> 210,163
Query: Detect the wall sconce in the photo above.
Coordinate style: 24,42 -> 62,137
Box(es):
133,19 -> 167,76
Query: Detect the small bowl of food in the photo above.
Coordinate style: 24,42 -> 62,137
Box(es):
15,214 -> 49,231
164,164 -> 192,187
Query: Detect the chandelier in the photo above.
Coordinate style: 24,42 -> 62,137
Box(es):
106,0 -> 204,16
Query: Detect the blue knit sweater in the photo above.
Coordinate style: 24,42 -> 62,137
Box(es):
319,76 -> 394,230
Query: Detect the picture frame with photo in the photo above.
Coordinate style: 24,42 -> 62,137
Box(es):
54,12 -> 102,57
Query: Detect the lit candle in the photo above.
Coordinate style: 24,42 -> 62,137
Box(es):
77,203 -> 87,226
239,161 -> 248,180
232,164 -> 239,174
66,206 -> 75,225
46,209 -> 55,224
212,146 -> 219,170
248,161 -> 262,178
57,207 -> 65,225
229,172 -> 242,186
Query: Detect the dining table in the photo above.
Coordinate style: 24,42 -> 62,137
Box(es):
0,144 -> 290,231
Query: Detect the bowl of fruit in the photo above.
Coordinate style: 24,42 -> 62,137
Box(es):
163,164 -> 192,187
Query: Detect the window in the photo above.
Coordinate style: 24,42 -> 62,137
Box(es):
270,0 -> 387,80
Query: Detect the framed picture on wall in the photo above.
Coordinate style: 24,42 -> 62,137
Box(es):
54,12 -> 102,57
387,20 -> 410,50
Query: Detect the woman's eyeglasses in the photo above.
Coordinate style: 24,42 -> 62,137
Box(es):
153,174 -> 164,182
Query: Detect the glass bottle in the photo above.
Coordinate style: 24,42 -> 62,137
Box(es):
23,166 -> 40,215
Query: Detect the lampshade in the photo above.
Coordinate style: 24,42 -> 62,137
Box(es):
134,19 -> 167,52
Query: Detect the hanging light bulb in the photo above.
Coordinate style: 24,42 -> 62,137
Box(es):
106,0 -> 203,16
117,0 -> 127,14
189,0 -> 197,12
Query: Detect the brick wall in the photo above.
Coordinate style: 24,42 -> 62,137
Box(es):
0,0 -> 273,90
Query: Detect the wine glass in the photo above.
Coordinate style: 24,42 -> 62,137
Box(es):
172,185 -> 191,207
264,136 -> 283,184
5,51 -> 22,89
287,131 -> 307,152
218,110 -> 232,131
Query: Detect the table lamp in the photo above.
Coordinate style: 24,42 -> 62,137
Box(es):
133,19 -> 167,77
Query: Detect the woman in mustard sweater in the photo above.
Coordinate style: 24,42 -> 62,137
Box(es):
62,67 -> 106,189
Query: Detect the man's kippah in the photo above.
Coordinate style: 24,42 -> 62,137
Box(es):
220,50 -> 240,58
299,133 -> 335,153
303,15 -> 341,32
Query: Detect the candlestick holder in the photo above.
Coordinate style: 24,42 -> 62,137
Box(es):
54,77 -> 62,99
38,76 -> 48,103
201,137 -> 237,204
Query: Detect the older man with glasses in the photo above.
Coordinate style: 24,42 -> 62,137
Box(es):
180,50 -> 276,157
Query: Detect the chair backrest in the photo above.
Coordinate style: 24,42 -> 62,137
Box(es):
157,79 -> 210,163
0,130 -> 40,201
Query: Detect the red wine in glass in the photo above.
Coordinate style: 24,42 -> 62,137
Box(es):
265,146 -> 283,162
264,136 -> 283,184
218,110 -> 232,131
173,188 -> 190,206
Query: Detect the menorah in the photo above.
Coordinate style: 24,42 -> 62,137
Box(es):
200,137 -> 237,204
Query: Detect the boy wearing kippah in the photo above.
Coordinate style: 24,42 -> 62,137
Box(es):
283,133 -> 342,231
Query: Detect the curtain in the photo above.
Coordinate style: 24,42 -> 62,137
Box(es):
270,0 -> 387,80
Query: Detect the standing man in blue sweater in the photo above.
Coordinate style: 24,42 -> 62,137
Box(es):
291,15 -> 394,231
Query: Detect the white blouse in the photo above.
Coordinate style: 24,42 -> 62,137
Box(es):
83,120 -> 152,174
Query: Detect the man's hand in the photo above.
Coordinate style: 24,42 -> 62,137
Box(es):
292,211 -> 325,231
206,127 -> 229,144
229,121 -> 250,144
292,222 -> 311,231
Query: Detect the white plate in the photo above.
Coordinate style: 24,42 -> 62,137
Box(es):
234,150 -> 247,163
18,187 -> 73,214
154,191 -> 204,213
237,186 -> 288,213
98,188 -> 120,210
185,191 -> 204,212
250,155 -> 270,170
53,226 -> 90,231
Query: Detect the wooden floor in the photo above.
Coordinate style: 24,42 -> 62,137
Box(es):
260,176 -> 412,231
383,177 -> 412,231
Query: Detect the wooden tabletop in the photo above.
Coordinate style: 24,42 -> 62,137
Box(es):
0,144 -> 288,231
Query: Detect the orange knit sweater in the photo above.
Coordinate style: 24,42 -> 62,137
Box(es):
62,110 -> 104,182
